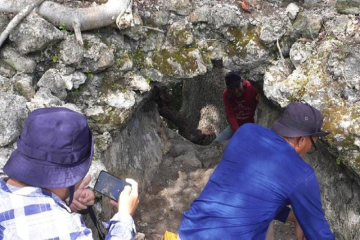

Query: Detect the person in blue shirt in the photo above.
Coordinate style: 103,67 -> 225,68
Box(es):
0,107 -> 139,239
179,102 -> 335,240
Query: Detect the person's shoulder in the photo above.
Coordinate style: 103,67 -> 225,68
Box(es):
239,123 -> 269,133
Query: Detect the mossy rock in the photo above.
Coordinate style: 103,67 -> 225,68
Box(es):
224,27 -> 262,58
336,0 -> 360,14
150,48 -> 206,77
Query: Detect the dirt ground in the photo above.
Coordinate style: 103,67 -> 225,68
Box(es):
134,131 -> 297,240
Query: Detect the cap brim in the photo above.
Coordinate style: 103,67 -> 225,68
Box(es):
3,138 -> 94,189
272,120 -> 330,138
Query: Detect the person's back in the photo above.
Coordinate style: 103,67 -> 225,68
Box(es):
179,123 -> 332,239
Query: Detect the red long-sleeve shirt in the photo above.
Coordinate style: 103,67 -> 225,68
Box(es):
223,80 -> 259,132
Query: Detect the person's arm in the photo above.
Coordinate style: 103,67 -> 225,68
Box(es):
106,179 -> 139,240
223,92 -> 239,132
289,173 -> 335,240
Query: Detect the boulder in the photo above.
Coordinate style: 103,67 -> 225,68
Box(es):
62,71 -> 87,90
0,76 -> 13,93
37,69 -> 67,100
152,11 -> 170,26
168,19 -> 194,48
9,12 -> 64,54
260,16 -> 289,45
289,41 -> 316,68
166,0 -> 193,16
31,87 -> 63,106
336,0 -> 360,15
286,3 -> 300,20
78,34 -> 115,73
13,73 -> 36,100
0,46 -> 36,73
148,47 -> 207,78
0,92 -> 28,147
0,60 -> 16,79
59,35 -> 84,66
292,11 -> 323,40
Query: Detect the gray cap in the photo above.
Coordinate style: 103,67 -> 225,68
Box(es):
272,102 -> 330,138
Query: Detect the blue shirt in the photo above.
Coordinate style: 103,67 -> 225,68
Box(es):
0,178 -> 135,240
179,123 -> 334,240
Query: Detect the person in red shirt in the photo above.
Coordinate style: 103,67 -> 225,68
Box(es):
215,72 -> 260,141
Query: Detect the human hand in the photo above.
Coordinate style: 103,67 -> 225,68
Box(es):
70,175 -> 95,212
109,178 -> 139,216
295,221 -> 306,240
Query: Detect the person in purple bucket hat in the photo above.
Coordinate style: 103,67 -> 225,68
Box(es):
179,102 -> 335,240
0,107 -> 139,239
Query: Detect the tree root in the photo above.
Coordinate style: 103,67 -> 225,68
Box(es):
0,0 -> 132,46
0,0 -> 46,48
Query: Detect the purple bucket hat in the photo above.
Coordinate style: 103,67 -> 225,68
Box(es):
3,107 -> 94,189
272,102 -> 330,138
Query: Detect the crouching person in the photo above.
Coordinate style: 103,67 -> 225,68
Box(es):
0,107 -> 139,239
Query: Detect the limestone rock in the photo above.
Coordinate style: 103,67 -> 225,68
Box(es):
37,69 -> 67,100
104,90 -> 136,109
175,151 -> 202,168
62,72 -> 87,90
79,34 -> 115,73
59,35 -> 84,66
286,3 -> 300,20
324,15 -> 351,39
223,37 -> 270,77
0,60 -> 16,78
260,16 -> 289,45
31,87 -> 63,106
95,132 -> 113,152
168,20 -> 194,47
166,0 -> 193,16
127,74 -> 151,93
264,65 -> 307,107
289,41 -> 315,68
208,4 -> 243,29
148,47 -> 207,78
13,73 -> 35,100
293,11 -> 323,40
141,68 -> 163,82
336,0 -> 360,15
123,11 -> 146,41
0,92 -> 28,147
189,6 -> 211,23
0,76 -> 13,93
152,11 -> 170,26
0,46 -> 36,73
141,32 -> 165,52
9,12 -> 64,54
103,103 -> 163,190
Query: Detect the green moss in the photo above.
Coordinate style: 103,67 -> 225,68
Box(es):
100,77 -> 127,95
129,49 -> 145,69
116,53 -> 131,68
151,48 -> 200,76
170,29 -> 193,47
83,40 -> 92,50
224,27 -> 262,58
